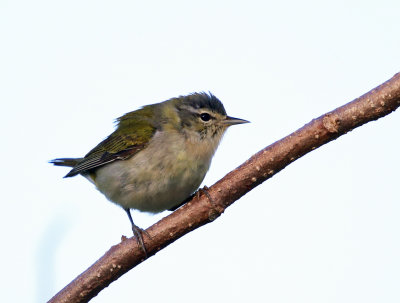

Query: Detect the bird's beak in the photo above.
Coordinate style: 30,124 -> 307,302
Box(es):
223,116 -> 250,126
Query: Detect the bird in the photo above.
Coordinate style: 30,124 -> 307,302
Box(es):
50,92 -> 249,255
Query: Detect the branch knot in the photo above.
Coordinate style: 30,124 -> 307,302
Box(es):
322,114 -> 340,133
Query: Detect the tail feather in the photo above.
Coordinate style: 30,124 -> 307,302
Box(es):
50,158 -> 81,167
49,158 -> 83,177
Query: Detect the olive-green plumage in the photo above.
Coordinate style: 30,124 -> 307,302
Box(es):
50,92 -> 248,254
57,105 -> 158,177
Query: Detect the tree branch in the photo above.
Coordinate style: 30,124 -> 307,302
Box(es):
48,73 -> 400,303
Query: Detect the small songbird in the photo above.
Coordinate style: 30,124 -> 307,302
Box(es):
50,92 -> 248,254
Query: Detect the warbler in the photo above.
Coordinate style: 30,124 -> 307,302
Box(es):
50,92 -> 248,254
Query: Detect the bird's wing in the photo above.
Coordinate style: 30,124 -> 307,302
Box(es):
65,122 -> 156,178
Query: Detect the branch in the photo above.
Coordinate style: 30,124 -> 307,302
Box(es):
49,73 -> 400,303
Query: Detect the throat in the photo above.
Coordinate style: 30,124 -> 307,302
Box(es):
184,130 -> 223,162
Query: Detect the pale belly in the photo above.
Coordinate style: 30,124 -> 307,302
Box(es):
87,131 -> 215,213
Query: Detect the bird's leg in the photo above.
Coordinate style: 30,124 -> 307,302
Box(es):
124,208 -> 150,257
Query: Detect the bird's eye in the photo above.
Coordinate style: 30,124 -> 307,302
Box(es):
200,113 -> 211,122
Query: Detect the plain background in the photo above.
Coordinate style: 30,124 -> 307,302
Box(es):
1,1 -> 399,302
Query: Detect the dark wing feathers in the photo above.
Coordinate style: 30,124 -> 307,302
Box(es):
63,109 -> 157,177
64,134 -> 153,178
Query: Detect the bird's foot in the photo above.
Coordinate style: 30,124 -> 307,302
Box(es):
131,223 -> 151,258
125,208 -> 151,258
197,185 -> 214,205
197,186 -> 220,221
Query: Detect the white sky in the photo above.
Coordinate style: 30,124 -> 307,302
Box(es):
1,1 -> 399,302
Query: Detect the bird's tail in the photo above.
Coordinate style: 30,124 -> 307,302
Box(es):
49,158 -> 82,168
50,158 -> 84,178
